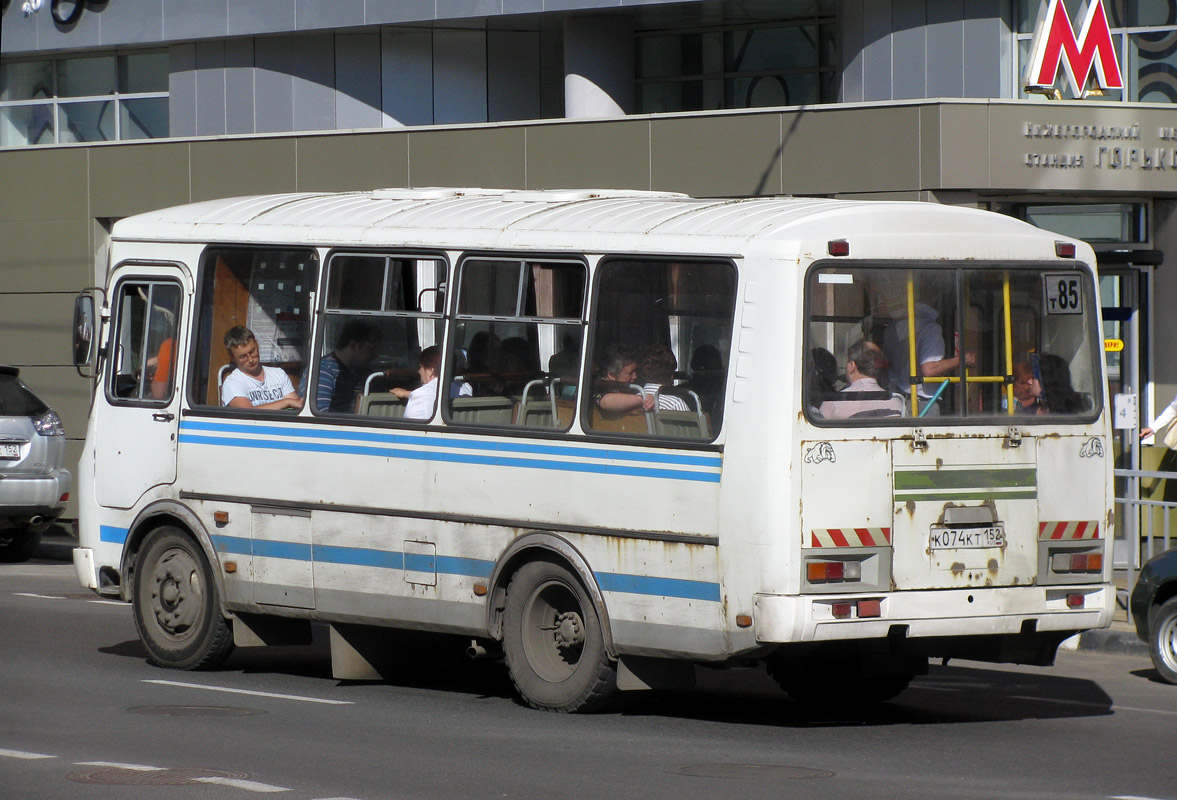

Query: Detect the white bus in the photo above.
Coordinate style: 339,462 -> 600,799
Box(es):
71,188 -> 1114,712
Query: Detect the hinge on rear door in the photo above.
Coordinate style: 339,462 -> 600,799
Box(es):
911,428 -> 928,451
1007,426 -> 1022,447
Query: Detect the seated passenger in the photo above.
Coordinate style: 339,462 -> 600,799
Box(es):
592,344 -> 655,415
220,326 -> 303,411
807,346 -> 840,411
818,341 -> 905,419
1032,353 -> 1085,414
392,346 -> 471,420
1009,360 -> 1040,414
639,344 -> 690,411
311,319 -> 381,413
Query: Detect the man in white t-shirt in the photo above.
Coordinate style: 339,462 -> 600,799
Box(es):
220,326 -> 304,411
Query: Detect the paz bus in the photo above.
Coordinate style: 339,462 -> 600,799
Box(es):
71,188 -> 1114,712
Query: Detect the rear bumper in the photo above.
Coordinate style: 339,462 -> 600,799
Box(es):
754,583 -> 1114,644
0,469 -> 71,524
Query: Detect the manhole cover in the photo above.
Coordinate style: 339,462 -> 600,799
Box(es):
128,705 -> 265,717
664,764 -> 835,780
69,766 -> 251,786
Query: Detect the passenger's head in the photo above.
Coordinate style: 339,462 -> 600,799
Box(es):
224,326 -> 262,378
1013,361 -> 1036,405
417,345 -> 442,383
808,346 -> 838,397
1036,353 -> 1083,413
690,344 -> 723,374
639,344 -> 677,386
599,344 -> 638,384
847,340 -> 887,381
335,319 -> 381,369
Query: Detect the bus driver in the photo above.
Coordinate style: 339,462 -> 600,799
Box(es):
220,325 -> 304,411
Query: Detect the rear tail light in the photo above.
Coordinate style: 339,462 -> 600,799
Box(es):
807,560 -> 862,583
33,409 -> 65,436
1055,241 -> 1076,258
1051,551 -> 1103,573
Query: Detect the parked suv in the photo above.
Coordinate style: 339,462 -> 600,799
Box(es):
0,366 -> 71,562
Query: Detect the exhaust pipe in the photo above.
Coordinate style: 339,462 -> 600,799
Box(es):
466,639 -> 501,660
28,515 -> 44,527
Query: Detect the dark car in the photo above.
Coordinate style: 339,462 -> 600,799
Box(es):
0,366 -> 71,562
1130,546 -> 1177,684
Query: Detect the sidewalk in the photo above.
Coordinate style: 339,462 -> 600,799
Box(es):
35,525 -> 1151,657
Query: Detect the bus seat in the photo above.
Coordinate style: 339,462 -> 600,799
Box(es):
652,409 -> 710,438
517,379 -> 558,428
358,392 -> 406,418
217,364 -> 232,406
450,396 -> 515,424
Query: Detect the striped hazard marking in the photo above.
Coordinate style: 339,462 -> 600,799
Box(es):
810,527 -> 891,548
1039,521 -> 1101,540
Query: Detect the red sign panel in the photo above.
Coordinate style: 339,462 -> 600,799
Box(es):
1024,0 -> 1123,95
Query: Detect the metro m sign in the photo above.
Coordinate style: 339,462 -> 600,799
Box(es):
1024,0 -> 1123,97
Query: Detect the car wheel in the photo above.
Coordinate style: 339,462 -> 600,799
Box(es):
132,526 -> 234,670
502,560 -> 617,712
1149,596 -> 1177,685
0,528 -> 42,563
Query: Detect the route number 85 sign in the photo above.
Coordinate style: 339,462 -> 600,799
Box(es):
1044,273 -> 1083,315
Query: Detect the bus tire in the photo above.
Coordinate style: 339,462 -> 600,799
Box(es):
132,526 -> 234,670
1149,597 -> 1177,685
502,560 -> 617,712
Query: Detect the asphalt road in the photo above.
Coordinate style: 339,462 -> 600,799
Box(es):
2,560 -> 1174,800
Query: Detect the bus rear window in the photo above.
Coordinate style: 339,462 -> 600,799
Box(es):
805,265 -> 1101,423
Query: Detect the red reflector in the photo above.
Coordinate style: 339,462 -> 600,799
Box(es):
59,492 -> 70,502
1055,241 -> 1076,258
1066,593 -> 1085,609
831,602 -> 853,619
857,599 -> 881,618
828,239 -> 850,257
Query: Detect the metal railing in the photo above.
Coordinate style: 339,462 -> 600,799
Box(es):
1114,467 -> 1177,601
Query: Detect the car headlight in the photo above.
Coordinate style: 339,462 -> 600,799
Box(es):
33,409 -> 65,436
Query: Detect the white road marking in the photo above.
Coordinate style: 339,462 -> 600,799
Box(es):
193,776 -> 290,793
0,748 -> 56,760
1110,795 -> 1173,800
12,592 -> 65,600
1009,695 -> 1177,717
143,679 -> 353,705
76,761 -> 164,771
87,600 -> 128,606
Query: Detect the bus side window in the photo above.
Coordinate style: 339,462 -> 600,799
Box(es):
584,258 -> 735,439
191,248 -> 317,408
108,280 -> 182,404
446,258 -> 586,429
317,254 -> 446,417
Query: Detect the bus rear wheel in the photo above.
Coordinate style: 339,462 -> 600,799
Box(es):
502,560 -> 617,712
133,526 -> 234,670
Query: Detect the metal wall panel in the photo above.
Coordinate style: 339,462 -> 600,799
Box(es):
861,0 -> 893,101
88,142 -> 192,218
651,113 -> 783,197
163,0 -> 229,41
382,28 -> 434,127
0,219 -> 89,294
169,44 -> 198,139
99,0 -> 165,44
296,132 -> 409,192
433,29 -> 489,125
488,31 -> 542,123
292,35 -> 338,133
528,119 -> 651,190
407,126 -> 525,187
227,0 -> 298,37
365,0 -> 442,25
189,138 -> 298,200
225,40 -> 257,135
963,0 -> 1005,98
0,294 -> 78,366
336,34 -> 384,130
0,148 -> 88,222
891,0 -> 927,100
840,0 -> 865,103
255,37 -> 296,133
297,0 -> 366,30
926,0 -> 965,98
195,41 -> 228,137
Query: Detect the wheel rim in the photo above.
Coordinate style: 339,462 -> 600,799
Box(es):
1159,613 -> 1177,674
520,578 -> 586,682
147,545 -> 205,642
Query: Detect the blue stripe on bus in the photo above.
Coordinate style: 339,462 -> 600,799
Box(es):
177,433 -> 720,483
178,420 -> 723,468
208,534 -> 718,602
100,525 -> 129,544
594,571 -> 723,602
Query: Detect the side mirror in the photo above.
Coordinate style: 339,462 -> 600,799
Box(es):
72,292 -> 97,376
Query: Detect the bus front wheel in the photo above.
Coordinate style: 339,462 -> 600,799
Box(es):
132,526 -> 234,670
502,560 -> 617,712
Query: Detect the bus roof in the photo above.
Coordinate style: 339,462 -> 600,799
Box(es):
111,188 -> 1083,263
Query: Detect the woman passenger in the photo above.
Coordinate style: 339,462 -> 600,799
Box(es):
393,346 -> 472,420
